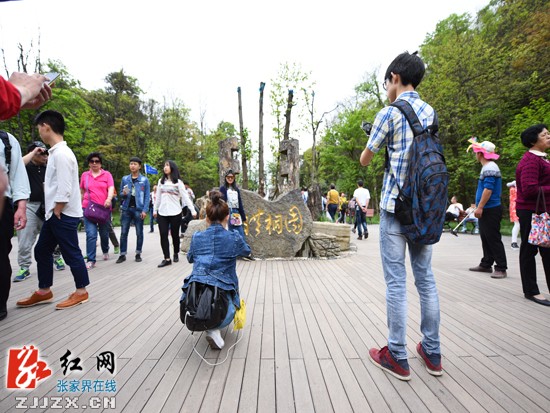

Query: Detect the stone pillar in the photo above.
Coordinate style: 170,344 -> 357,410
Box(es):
218,137 -> 241,186
279,138 -> 300,194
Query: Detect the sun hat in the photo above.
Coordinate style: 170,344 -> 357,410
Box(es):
467,137 -> 500,160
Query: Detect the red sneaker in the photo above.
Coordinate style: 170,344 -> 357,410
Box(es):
369,346 -> 410,381
416,342 -> 443,376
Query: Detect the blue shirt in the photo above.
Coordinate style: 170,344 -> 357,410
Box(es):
366,91 -> 435,212
475,161 -> 502,209
181,223 -> 251,307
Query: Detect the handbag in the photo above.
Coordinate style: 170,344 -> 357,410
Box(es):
230,212 -> 242,226
528,189 -> 550,248
180,282 -> 229,332
83,174 -> 111,225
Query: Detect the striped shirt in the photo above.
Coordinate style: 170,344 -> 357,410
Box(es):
366,91 -> 435,212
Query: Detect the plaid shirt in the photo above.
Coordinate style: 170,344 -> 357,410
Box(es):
366,91 -> 435,213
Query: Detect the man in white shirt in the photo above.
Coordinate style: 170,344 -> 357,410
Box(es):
17,110 -> 89,310
445,196 -> 463,220
353,180 -> 370,240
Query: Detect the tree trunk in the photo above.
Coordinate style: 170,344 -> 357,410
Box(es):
283,89 -> 294,140
258,82 -> 265,197
237,87 -> 248,189
307,183 -> 322,221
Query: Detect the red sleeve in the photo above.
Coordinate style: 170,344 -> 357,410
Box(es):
0,77 -> 22,120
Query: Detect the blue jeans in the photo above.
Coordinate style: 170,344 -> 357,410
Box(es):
379,209 -> 441,360
35,214 -> 89,289
120,208 -> 144,255
83,213 -> 109,263
229,222 -> 246,242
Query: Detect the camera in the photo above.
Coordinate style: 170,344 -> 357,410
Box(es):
361,121 -> 373,136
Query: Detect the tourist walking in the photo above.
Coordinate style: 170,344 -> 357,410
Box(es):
154,161 -> 195,268
17,110 -> 90,310
116,157 -> 150,264
80,152 -> 115,269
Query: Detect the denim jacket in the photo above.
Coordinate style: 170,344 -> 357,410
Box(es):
119,173 -> 150,214
180,223 -> 251,307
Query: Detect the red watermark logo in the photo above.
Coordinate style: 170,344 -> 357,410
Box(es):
6,346 -> 52,389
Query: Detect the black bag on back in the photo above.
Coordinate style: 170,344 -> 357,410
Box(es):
389,100 -> 449,245
180,282 -> 229,332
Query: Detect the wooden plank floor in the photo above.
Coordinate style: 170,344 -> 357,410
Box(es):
1,224 -> 549,412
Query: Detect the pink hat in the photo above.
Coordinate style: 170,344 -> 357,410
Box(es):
467,137 -> 500,160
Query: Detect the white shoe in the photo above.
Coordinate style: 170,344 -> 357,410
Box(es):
205,329 -> 224,350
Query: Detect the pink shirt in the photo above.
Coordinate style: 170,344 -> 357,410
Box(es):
80,169 -> 114,208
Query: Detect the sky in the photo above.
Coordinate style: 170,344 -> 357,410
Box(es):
0,0 -> 490,153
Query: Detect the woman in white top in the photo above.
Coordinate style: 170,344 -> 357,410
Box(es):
154,160 -> 196,267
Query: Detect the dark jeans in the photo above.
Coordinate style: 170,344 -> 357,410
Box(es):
108,220 -> 119,248
149,206 -> 155,231
120,208 -> 144,255
478,205 -> 507,271
517,209 -> 550,296
157,213 -> 182,259
35,214 -> 89,289
327,203 -> 338,222
356,207 -> 368,237
0,200 -> 14,312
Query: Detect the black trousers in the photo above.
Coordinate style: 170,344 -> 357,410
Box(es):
0,200 -> 14,312
478,205 -> 508,271
157,213 -> 182,259
517,209 -> 550,296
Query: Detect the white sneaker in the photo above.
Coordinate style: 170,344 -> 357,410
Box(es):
205,329 -> 224,350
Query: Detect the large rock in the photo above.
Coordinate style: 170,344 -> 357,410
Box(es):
311,222 -> 350,251
241,189 -> 312,258
181,189 -> 313,258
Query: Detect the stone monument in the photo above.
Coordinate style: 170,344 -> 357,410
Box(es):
218,136 -> 240,186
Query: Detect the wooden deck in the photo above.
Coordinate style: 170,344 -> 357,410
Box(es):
1,224 -> 550,413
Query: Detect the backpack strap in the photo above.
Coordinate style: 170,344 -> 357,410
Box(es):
0,130 -> 12,172
390,100 -> 424,137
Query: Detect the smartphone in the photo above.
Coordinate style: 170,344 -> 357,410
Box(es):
44,72 -> 60,85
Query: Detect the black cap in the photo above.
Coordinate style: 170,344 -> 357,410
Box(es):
225,169 -> 235,177
27,141 -> 47,153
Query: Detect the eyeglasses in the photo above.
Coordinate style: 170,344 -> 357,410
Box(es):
226,175 -> 235,180
382,78 -> 389,91
89,159 -> 101,164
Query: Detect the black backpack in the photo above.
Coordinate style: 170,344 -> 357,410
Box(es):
0,131 -> 12,172
389,100 -> 449,245
180,282 -> 229,332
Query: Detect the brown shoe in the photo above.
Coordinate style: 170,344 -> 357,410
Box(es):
16,291 -> 53,307
56,292 -> 89,310
468,265 -> 492,273
491,270 -> 507,279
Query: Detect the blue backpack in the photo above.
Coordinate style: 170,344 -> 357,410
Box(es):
389,100 -> 448,245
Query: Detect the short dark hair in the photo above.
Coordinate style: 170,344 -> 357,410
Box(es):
86,152 -> 103,164
520,124 -> 547,148
330,183 -> 335,189
129,156 -> 142,165
384,51 -> 425,89
34,110 -> 65,135
357,180 -> 364,187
